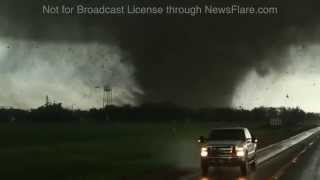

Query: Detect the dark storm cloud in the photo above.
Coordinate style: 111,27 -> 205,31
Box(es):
1,0 -> 320,108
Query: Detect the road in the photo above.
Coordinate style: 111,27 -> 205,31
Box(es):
184,133 -> 320,180
280,133 -> 320,180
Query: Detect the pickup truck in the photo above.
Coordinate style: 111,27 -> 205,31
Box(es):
198,127 -> 258,176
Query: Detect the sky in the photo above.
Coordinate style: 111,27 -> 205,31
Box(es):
0,38 -> 142,109
233,44 -> 320,112
0,0 -> 320,111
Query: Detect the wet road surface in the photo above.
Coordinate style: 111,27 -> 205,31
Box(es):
280,134 -> 320,180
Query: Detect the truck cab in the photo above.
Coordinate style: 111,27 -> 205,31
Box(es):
198,127 -> 258,176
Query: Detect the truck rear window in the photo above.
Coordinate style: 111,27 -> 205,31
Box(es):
209,129 -> 245,141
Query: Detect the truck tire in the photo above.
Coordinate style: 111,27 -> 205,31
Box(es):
240,161 -> 249,176
250,156 -> 257,171
201,160 -> 208,176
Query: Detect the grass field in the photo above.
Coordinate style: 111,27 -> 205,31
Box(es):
0,122 -> 316,180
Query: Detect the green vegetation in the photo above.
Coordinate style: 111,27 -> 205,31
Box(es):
0,122 -> 316,180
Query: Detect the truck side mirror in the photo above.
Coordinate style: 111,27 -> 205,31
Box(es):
198,136 -> 206,143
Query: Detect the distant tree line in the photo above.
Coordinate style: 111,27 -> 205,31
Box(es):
0,102 -> 317,125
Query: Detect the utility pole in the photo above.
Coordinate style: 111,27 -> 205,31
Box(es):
45,95 -> 50,106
